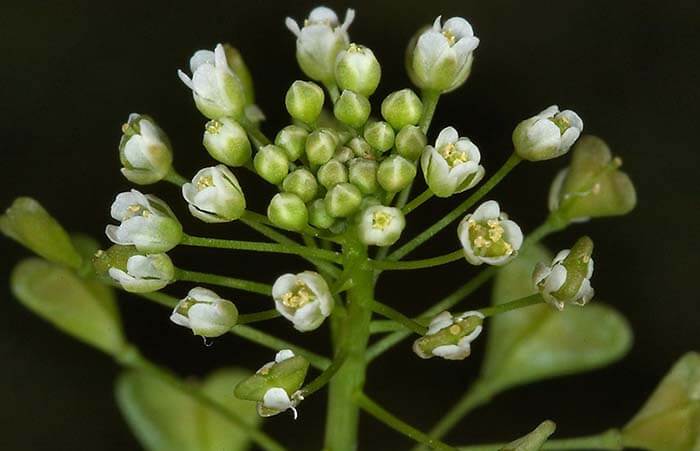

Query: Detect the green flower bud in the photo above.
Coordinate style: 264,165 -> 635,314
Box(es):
282,168 -> 318,203
11,258 -> 127,356
413,311 -> 484,360
170,287 -> 238,338
119,114 -> 174,185
348,158 -> 379,194
183,165 -> 246,223
333,90 -> 371,128
334,145 -> 354,163
513,106 -> 583,161
358,205 -> 405,246
395,125 -> 427,161
305,129 -> 338,166
106,250 -> 174,294
267,193 -> 309,232
325,182 -> 362,218
285,80 -> 324,124
334,44 -> 381,96
317,159 -> 349,189
348,136 -> 374,159
377,155 -> 417,192
548,135 -> 636,224
381,89 -> 423,130
1,197 -> 82,269
275,125 -> 309,161
202,118 -> 251,167
254,145 -> 289,185
308,199 -> 336,229
363,121 -> 395,153
92,244 -> 141,280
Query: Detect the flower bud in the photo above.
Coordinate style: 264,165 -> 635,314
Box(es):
348,136 -> 374,159
275,125 -> 309,161
119,113 -> 173,185
548,135 -> 636,224
222,44 -> 255,105
235,350 -> 309,418
106,250 -> 175,293
358,206 -> 405,246
421,126 -> 484,197
282,168 -> 318,203
458,200 -> 523,266
170,287 -> 238,338
308,199 -> 336,229
273,271 -> 333,332
317,159 -> 348,189
533,237 -> 595,311
504,421 -> 557,451
363,121 -> 395,153
12,258 -> 127,355
305,129 -> 338,166
333,90 -> 371,128
285,7 -> 355,84
377,155 -> 416,193
407,17 -> 479,92
202,118 -> 251,167
267,193 -> 309,232
348,158 -> 379,194
182,165 -> 246,223
178,44 -> 246,119
513,105 -> 584,161
334,145 -> 354,163
106,190 -> 182,254
334,44 -> 381,96
254,145 -> 289,184
285,80 -> 325,124
413,311 -> 484,360
381,89 -> 423,130
1,197 -> 82,269
395,125 -> 427,161
324,182 -> 362,218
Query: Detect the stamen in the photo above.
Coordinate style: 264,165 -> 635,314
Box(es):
442,29 -> 457,45
438,143 -> 469,167
372,211 -> 393,230
197,175 -> 215,191
281,283 -> 315,309
205,120 -> 222,135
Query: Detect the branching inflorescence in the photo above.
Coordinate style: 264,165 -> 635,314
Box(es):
3,5 -> 699,451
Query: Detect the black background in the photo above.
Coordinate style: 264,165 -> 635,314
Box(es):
1,1 -> 698,450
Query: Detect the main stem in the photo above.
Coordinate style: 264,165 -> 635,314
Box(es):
324,235 -> 374,451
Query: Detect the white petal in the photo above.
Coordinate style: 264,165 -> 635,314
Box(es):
272,274 -> 299,300
189,50 -> 215,73
435,126 -> 459,148
471,200 -> 500,221
285,17 -> 301,36
427,311 -> 454,335
177,69 -> 194,90
538,105 -> 559,119
443,17 -> 474,39
263,387 -> 293,411
548,169 -> 568,212
500,219 -> 523,252
275,349 -> 295,363
433,344 -> 469,360
188,287 -> 223,304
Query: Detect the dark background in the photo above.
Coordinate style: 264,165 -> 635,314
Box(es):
1,0 -> 698,449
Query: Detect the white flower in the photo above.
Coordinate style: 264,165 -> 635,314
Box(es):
513,105 -> 584,161
409,16 -> 479,92
458,200 -> 523,266
105,190 -> 182,253
108,253 -> 174,293
421,126 -> 484,197
182,165 -> 246,223
256,350 -> 305,419
178,44 -> 246,119
533,239 -> 595,310
119,114 -> 173,185
170,287 -> 238,337
358,205 -> 405,246
285,6 -> 355,83
413,311 -> 485,360
272,271 -> 333,332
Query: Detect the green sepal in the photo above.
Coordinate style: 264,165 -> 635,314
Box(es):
552,236 -> 593,301
234,355 -> 310,402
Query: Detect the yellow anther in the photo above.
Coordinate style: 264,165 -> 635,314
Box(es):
205,120 -> 222,135
348,43 -> 361,52
551,115 -> 571,134
121,123 -> 130,133
197,175 -> 215,191
442,29 -> 457,45
448,324 -> 462,336
473,236 -> 491,249
281,283 -> 315,309
438,143 -> 469,168
372,211 -> 393,230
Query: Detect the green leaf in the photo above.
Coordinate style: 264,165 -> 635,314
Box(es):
481,243 -> 633,392
11,258 -> 126,355
116,367 -> 261,451
500,420 -> 556,451
622,352 -> 700,451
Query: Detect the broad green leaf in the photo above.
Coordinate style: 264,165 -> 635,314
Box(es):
500,420 -> 556,451
11,258 -> 125,355
622,352 -> 700,451
116,367 -> 261,451
481,243 -> 633,392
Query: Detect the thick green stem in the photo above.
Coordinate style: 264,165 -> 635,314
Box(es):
369,249 -> 464,271
458,429 -> 624,450
175,269 -> 272,296
419,90 -> 440,134
164,168 -> 188,186
324,237 -> 374,451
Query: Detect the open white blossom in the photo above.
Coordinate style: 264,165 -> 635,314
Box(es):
421,126 -> 484,197
105,190 -> 182,253
285,6 -> 355,83
513,105 -> 584,161
119,114 -> 173,185
413,311 -> 485,360
272,271 -> 333,332
409,16 -> 479,92
178,44 -> 246,119
533,248 -> 595,311
358,205 -> 405,246
170,287 -> 238,337
108,253 -> 174,293
458,200 -> 523,266
182,165 -> 246,223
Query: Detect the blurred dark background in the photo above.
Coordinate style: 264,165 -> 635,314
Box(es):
1,0 -> 698,449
